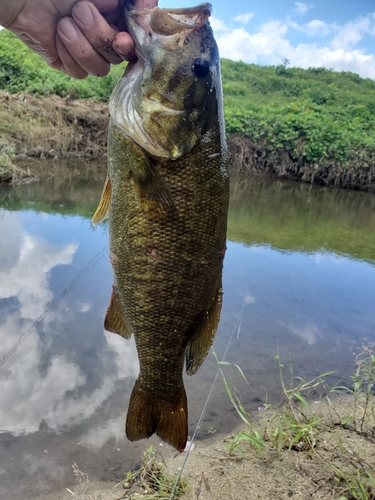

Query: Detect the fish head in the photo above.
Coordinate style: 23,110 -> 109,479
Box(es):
127,3 -> 218,106
110,3 -> 223,160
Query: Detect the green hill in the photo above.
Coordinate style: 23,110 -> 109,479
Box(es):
222,59 -> 375,167
0,29 -> 124,100
1,29 -> 375,174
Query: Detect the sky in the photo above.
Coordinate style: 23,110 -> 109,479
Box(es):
1,1 -> 375,79
163,0 -> 375,79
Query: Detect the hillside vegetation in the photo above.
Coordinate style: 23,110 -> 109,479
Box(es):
222,59 -> 375,168
1,29 -> 375,188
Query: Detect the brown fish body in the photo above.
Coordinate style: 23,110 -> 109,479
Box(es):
93,3 -> 228,451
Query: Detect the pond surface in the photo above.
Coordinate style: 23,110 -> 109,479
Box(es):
1,162 -> 375,499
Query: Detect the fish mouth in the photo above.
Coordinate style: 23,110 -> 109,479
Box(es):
126,3 -> 212,39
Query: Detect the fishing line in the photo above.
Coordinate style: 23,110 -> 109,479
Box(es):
168,304 -> 244,500
0,245 -> 108,368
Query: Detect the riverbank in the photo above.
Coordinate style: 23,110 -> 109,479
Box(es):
1,91 -> 375,192
228,134 -> 375,192
34,392 -> 375,500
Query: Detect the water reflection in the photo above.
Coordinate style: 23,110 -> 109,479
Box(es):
0,163 -> 375,499
229,176 -> 375,262
0,212 -> 77,319
0,209 -> 139,440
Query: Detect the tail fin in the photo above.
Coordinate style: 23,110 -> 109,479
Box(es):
125,379 -> 187,452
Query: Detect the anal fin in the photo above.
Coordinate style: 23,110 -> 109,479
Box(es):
92,174 -> 111,225
104,287 -> 132,339
186,286 -> 224,376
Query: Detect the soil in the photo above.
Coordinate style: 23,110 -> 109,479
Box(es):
228,134 -> 375,193
1,92 -> 374,192
34,394 -> 375,500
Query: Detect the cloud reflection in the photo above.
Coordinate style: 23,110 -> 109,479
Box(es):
0,211 -> 138,440
0,213 -> 78,320
244,294 -> 256,304
288,318 -> 323,345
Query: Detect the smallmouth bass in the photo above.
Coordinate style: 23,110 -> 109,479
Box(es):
93,2 -> 229,452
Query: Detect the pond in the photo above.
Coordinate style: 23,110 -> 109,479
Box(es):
1,161 -> 375,499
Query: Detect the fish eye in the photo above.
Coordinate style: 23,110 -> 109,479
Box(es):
192,58 -> 210,78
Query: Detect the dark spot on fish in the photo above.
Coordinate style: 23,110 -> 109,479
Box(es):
192,58 -> 210,78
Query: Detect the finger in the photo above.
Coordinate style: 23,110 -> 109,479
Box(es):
103,6 -> 124,27
57,17 -> 111,77
85,0 -> 119,15
72,1 -> 124,65
55,35 -> 88,79
112,0 -> 158,59
113,32 -> 136,61
133,0 -> 159,7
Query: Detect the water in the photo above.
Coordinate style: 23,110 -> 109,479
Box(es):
1,162 -> 375,499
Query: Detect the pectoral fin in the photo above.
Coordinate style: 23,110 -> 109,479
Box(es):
104,287 -> 132,339
186,286 -> 223,376
92,174 -> 111,225
132,159 -> 177,218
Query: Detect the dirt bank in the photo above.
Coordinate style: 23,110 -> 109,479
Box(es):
34,394 -> 375,500
1,92 -> 375,192
228,134 -> 375,193
0,92 -> 108,161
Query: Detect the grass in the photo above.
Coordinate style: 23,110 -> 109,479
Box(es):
215,346 -> 375,500
0,92 -> 108,161
66,446 -> 188,500
115,446 -> 188,499
0,139 -> 38,184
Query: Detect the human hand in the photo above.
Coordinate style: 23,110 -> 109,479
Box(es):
0,0 -> 158,79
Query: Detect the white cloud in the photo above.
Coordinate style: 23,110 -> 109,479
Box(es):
234,13 -> 254,25
211,16 -> 230,33
288,18 -> 338,37
305,19 -> 336,36
294,2 -> 313,16
331,16 -> 373,50
216,21 -> 290,64
214,13 -> 375,79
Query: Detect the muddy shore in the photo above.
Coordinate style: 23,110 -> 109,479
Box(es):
32,393 -> 375,500
1,92 -> 374,191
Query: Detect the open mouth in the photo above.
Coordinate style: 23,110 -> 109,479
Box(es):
128,3 -> 212,37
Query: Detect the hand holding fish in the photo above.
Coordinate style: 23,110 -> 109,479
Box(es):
0,0 -> 158,79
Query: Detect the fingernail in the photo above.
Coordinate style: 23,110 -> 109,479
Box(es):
73,2 -> 95,29
58,18 -> 78,42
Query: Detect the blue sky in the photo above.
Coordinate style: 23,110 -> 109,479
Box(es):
163,0 -> 375,78
1,1 -> 374,78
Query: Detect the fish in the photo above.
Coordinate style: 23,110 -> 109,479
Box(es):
92,2 -> 229,452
